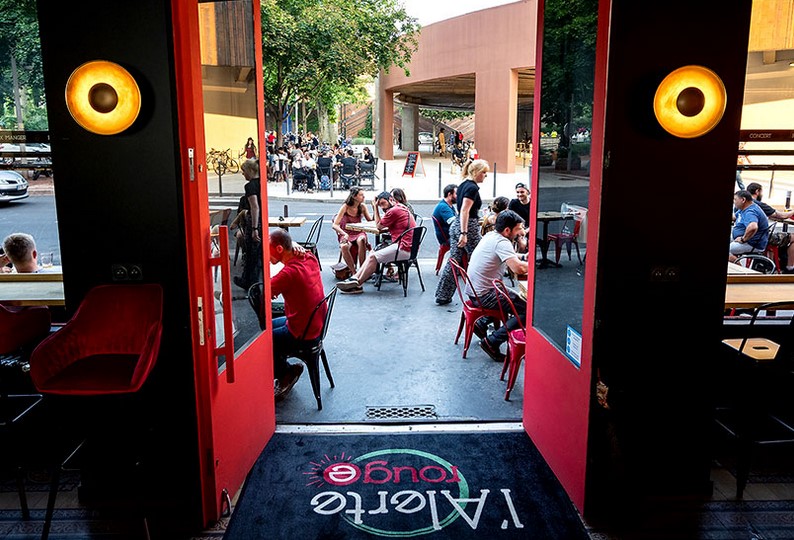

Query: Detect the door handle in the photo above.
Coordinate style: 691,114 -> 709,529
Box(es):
210,225 -> 236,383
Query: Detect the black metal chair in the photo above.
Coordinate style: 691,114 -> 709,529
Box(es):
716,300 -> 794,498
376,226 -> 427,297
735,253 -> 776,274
247,281 -> 267,330
357,162 -> 376,190
246,285 -> 336,410
291,288 -> 338,410
299,215 -> 323,270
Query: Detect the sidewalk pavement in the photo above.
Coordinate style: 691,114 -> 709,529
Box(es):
210,149 -> 589,204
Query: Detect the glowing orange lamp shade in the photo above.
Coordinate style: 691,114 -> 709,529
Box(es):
65,61 -> 141,135
653,65 -> 727,138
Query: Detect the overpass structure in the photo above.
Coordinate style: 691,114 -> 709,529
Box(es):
377,0 -> 537,173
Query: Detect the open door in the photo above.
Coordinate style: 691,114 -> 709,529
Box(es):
172,0 -> 275,524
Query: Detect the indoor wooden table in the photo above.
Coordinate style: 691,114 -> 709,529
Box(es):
725,277 -> 794,309
0,279 -> 65,307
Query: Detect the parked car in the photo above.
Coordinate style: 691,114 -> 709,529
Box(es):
0,170 -> 29,202
418,132 -> 433,145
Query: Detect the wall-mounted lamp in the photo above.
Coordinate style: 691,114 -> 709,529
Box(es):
653,65 -> 726,138
65,60 -> 141,135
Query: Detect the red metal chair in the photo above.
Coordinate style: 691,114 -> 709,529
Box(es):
546,206 -> 585,264
449,259 -> 503,358
432,215 -> 450,275
492,279 -> 527,401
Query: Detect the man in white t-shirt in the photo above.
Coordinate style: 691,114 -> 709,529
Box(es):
464,210 -> 529,362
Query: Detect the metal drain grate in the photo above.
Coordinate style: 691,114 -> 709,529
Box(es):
366,405 -> 438,421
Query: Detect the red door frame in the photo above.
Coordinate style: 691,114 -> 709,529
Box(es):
523,0 -> 610,512
171,0 -> 275,524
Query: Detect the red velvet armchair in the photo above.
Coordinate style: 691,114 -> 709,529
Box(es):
0,304 -> 51,356
29,284 -> 163,396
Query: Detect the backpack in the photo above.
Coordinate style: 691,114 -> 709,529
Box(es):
320,175 -> 331,190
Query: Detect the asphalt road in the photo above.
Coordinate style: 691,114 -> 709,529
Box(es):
0,186 -> 590,271
0,194 -> 62,264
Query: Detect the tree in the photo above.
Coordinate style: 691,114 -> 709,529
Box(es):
538,0 -> 598,147
260,0 -> 419,146
0,0 -> 46,129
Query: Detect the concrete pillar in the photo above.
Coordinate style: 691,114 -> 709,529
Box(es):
400,104 -> 419,152
475,68 -> 518,173
377,85 -> 394,160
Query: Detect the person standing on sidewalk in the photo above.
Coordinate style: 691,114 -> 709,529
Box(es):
234,159 -> 262,290
437,128 -> 446,158
434,159 -> 490,305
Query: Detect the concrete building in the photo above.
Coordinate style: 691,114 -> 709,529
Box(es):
377,1 -> 536,173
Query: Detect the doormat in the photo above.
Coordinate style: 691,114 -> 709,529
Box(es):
225,431 -> 588,539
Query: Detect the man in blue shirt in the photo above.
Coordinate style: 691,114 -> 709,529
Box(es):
431,184 -> 457,245
730,189 -> 769,263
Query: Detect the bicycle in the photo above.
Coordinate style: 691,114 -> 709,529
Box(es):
206,148 -> 240,175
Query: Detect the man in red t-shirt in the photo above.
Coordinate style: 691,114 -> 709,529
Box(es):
269,228 -> 326,401
337,192 -> 415,294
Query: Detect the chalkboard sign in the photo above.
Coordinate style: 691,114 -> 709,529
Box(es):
402,151 -> 424,177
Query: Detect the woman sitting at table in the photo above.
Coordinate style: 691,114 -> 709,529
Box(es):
332,187 -> 373,278
481,196 -> 509,235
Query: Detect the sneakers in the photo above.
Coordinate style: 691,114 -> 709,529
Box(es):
274,362 -> 304,402
341,286 -> 364,294
337,277 -> 361,291
479,338 -> 505,363
473,319 -> 489,340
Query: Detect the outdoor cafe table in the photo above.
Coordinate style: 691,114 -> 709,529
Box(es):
536,211 -> 575,269
0,274 -> 65,307
268,216 -> 306,228
345,221 -> 386,245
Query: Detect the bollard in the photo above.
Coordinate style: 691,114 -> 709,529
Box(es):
383,162 -> 387,192
492,162 -> 497,198
438,162 -> 442,198
217,159 -> 224,197
286,173 -> 291,196
283,204 -> 289,218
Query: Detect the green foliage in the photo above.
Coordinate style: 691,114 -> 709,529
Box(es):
357,106 -> 373,138
538,0 -> 598,136
261,0 -> 419,138
1,89 -> 48,129
419,109 -> 471,123
571,142 -> 590,157
0,0 -> 46,128
351,137 -> 375,145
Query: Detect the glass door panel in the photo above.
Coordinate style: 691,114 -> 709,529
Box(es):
198,0 -> 262,370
